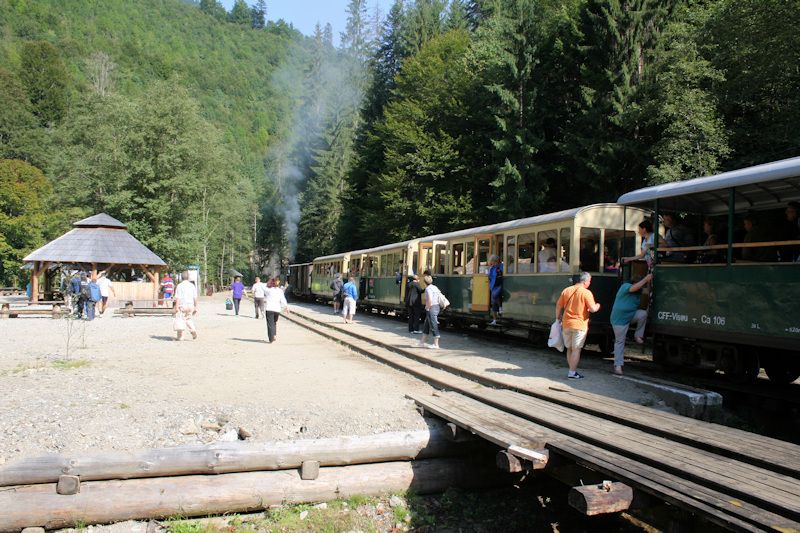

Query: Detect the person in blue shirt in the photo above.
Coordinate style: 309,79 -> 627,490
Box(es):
342,276 -> 358,324
230,276 -> 244,316
609,273 -> 652,375
488,255 -> 503,326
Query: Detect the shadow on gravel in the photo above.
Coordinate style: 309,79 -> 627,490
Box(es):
149,335 -> 176,341
231,337 -> 267,343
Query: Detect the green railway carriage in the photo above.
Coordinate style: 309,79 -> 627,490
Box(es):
618,156 -> 800,383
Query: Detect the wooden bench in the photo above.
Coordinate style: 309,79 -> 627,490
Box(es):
0,302 -> 65,319
114,301 -> 176,317
0,287 -> 24,296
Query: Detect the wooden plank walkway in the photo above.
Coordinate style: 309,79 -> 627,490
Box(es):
413,391 -> 800,532
285,308 -> 800,531
289,305 -> 800,478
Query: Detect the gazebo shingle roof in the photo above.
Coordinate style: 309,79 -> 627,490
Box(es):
23,213 -> 166,267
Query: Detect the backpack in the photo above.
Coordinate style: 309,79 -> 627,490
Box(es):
88,282 -> 102,303
80,283 -> 90,300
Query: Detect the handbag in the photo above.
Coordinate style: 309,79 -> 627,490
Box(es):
548,320 -> 564,352
173,314 -> 187,331
437,291 -> 450,310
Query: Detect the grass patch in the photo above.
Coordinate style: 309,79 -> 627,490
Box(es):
2,361 -> 49,375
52,358 -> 91,370
118,403 -> 131,409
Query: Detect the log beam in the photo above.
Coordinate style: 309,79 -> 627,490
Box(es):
568,481 -> 634,516
0,458 -> 513,531
0,427 -> 473,486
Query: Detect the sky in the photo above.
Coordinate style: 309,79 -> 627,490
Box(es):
220,0 -> 394,45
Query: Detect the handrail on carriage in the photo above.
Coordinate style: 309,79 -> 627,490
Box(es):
653,239 -> 800,253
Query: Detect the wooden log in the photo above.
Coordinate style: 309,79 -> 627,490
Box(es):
496,450 -> 524,473
0,427 -> 472,486
568,481 -> 634,516
0,458 -> 513,531
445,422 -> 474,442
0,303 -> 8,319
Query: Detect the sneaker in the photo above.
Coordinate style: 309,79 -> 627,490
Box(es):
488,320 -> 498,326
613,366 -> 623,376
415,340 -> 425,347
426,344 -> 439,349
567,372 -> 585,379
191,331 -> 198,340
412,330 -> 422,334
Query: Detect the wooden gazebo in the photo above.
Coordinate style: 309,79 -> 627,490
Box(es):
22,213 -> 166,303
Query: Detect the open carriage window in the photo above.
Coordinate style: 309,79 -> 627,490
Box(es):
536,230 -> 558,272
434,244 -> 447,275
506,235 -> 516,274
559,228 -> 571,272
451,243 -> 465,274
517,233 -> 535,273
603,229 -> 633,272
579,228 -> 601,272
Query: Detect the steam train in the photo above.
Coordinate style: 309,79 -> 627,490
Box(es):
289,157 -> 800,384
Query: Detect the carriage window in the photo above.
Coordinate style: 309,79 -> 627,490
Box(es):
434,244 -> 447,275
451,243 -> 465,274
477,238 -> 491,274
465,241 -> 476,274
603,229 -> 632,272
350,258 -> 361,276
506,235 -> 516,274
536,230 -> 558,272
518,233 -> 535,273
559,228 -> 571,272
579,228 -> 601,272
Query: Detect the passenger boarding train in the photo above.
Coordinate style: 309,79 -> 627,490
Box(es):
289,157 -> 800,384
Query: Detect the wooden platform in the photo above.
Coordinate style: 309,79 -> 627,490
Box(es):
413,391 -> 800,532
288,306 -> 800,478
284,307 -> 800,531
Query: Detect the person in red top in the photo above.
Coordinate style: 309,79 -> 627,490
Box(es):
555,272 -> 601,379
161,274 -> 174,301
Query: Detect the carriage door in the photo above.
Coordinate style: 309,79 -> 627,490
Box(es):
470,234 -> 494,312
417,243 -> 433,288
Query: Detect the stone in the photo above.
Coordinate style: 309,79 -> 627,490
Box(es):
218,429 -> 239,442
299,510 -> 309,520
56,474 -> 81,495
200,421 -> 222,432
313,502 -> 328,510
178,420 -> 198,435
21,528 -> 45,533
389,495 -> 405,508
237,426 -> 252,439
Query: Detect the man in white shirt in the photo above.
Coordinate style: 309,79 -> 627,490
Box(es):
174,271 -> 198,341
96,274 -> 115,315
251,276 -> 267,319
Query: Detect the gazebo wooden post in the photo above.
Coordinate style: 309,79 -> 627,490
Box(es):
143,267 -> 160,307
91,263 -> 98,280
30,262 -> 40,303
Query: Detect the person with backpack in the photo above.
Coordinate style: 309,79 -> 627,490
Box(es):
330,273 -> 343,315
84,274 -> 102,321
416,274 -> 448,350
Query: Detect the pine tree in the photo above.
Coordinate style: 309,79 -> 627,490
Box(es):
470,0 -> 546,220
251,0 -> 267,29
229,0 -> 252,26
199,0 -> 227,21
341,0 -> 372,64
18,41 -> 69,126
646,3 -> 729,183
0,68 -> 46,166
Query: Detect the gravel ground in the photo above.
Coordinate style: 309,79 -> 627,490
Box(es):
0,294 -> 432,463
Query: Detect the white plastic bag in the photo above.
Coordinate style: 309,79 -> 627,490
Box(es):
173,314 -> 187,332
548,320 -> 564,352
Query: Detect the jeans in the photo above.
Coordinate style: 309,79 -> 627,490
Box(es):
612,309 -> 648,366
84,300 -> 96,320
265,311 -> 279,342
254,298 -> 264,319
233,298 -> 241,315
422,305 -> 440,338
408,306 -> 423,332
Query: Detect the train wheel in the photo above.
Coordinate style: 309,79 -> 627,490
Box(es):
762,355 -> 800,384
720,350 -> 759,383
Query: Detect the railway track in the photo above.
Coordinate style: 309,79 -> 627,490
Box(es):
328,300 -> 800,414
284,304 -> 800,531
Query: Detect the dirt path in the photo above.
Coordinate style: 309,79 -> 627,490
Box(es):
0,294 -> 431,463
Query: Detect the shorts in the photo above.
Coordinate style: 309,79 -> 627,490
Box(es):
101,296 -> 108,304
562,328 -> 588,350
342,297 -> 356,316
